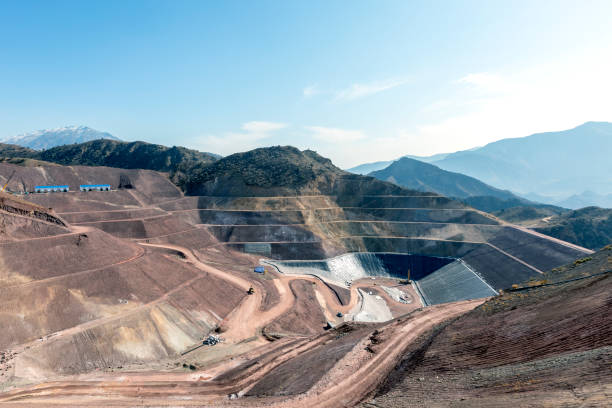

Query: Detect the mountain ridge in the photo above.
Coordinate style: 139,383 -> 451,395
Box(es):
0,139 -> 219,181
1,126 -> 121,150
347,122 -> 612,208
431,121 -> 612,207
346,152 -> 450,175
369,156 -> 517,200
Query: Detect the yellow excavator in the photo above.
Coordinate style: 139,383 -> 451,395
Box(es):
0,170 -> 16,193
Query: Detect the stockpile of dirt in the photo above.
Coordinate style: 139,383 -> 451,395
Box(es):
0,251 -> 193,349
0,213 -> 67,241
366,247 -> 612,407
0,192 -> 67,240
1,242 -> 247,382
12,262 -> 244,378
264,279 -> 329,337
0,229 -> 137,283
248,324 -> 377,397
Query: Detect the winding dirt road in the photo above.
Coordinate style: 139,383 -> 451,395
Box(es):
0,299 -> 484,407
0,239 -> 486,407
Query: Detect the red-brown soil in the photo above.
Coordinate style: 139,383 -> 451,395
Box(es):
0,192 -> 68,240
263,280 -> 329,337
363,248 -> 612,407
0,300 -> 484,406
0,161 -> 605,407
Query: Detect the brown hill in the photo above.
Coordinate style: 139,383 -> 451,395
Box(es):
365,246 -> 612,407
0,139 -> 218,181
180,146 -> 347,196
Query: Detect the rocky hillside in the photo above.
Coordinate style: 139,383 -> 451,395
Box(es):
0,191 -> 68,240
182,146 -> 349,196
532,206 -> 612,250
0,139 -> 218,179
492,205 -> 568,225
369,157 -> 518,200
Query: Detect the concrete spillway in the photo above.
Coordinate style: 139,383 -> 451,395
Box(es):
268,252 -> 498,305
266,252 -> 454,287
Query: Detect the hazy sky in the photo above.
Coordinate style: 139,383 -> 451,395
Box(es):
1,0 -> 611,168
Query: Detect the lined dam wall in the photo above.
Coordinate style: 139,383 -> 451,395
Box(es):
267,252 -> 454,286
267,252 -> 497,305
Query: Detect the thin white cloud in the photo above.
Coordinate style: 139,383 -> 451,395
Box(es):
312,51 -> 612,169
302,85 -> 320,98
241,121 -> 287,133
305,126 -> 366,143
196,121 -> 287,155
417,50 -> 612,153
335,77 -> 410,101
457,72 -> 511,93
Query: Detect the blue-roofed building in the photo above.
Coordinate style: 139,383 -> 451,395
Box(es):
79,184 -> 111,192
254,266 -> 265,274
35,185 -> 69,193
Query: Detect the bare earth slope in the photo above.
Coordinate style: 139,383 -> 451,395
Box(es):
0,146 -> 606,406
0,192 -> 68,241
364,246 -> 612,407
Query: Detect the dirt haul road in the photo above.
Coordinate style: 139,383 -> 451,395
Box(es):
0,239 -> 485,407
270,299 -> 485,408
139,242 -> 355,343
0,299 -> 484,406
139,242 -> 289,343
141,242 -> 415,341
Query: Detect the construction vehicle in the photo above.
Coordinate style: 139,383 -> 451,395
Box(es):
0,170 -> 16,193
254,266 -> 265,274
202,334 -> 222,346
247,287 -> 255,295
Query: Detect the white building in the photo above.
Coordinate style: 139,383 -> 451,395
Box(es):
79,184 -> 111,192
34,185 -> 69,193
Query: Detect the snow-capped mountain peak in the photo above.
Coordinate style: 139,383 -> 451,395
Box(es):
1,126 -> 121,150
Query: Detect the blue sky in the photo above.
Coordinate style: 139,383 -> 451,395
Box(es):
1,0 -> 611,168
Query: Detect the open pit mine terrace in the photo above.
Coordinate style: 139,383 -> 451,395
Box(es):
157,191 -> 588,305
0,164 -> 594,406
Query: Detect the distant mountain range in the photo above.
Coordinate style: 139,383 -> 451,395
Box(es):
369,157 -> 516,200
430,122 -> 612,207
0,138 -> 605,250
1,126 -> 121,150
347,152 -> 449,175
348,122 -> 612,208
367,156 -> 566,214
556,191 -> 612,209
